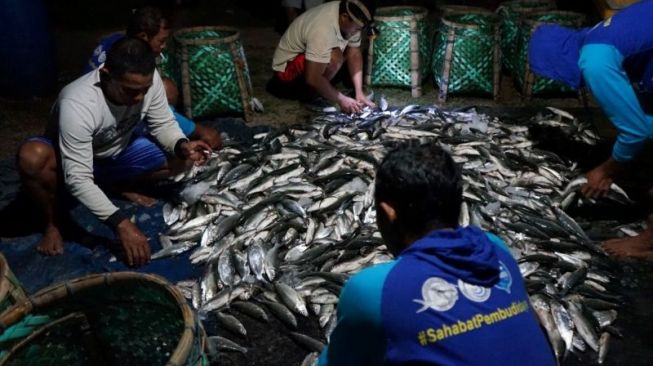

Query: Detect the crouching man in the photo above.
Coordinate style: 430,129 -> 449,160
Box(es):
318,143 -> 556,365
17,38 -> 211,266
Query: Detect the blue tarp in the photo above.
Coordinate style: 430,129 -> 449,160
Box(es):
0,118 -> 265,294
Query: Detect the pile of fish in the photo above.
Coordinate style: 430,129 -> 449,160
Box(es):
160,104 -> 632,365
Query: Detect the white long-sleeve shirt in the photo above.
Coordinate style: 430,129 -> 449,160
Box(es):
47,68 -> 185,221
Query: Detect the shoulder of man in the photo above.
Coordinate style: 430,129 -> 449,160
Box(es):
339,261 -> 397,319
59,72 -> 102,105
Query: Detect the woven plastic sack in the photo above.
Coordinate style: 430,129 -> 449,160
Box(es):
497,0 -> 555,73
368,7 -> 430,96
432,9 -> 499,100
174,27 -> 253,120
515,11 -> 586,95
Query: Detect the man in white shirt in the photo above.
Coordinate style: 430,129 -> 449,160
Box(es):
269,0 -> 375,113
16,38 -> 211,266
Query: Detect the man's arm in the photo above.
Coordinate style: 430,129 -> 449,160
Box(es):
58,100 -> 122,222
145,71 -> 190,154
579,44 -> 651,162
578,44 -> 649,197
344,46 -> 375,108
305,60 -> 361,113
58,100 -> 151,266
317,263 -> 391,366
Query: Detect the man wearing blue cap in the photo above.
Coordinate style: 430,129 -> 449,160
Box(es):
529,0 -> 653,259
317,143 -> 556,366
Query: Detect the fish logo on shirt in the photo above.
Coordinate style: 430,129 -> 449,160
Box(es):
458,279 -> 491,303
414,277 -> 459,313
494,261 -> 513,294
93,113 -> 142,149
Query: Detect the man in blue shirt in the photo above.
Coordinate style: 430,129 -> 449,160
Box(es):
85,6 -> 221,150
529,0 -> 653,259
317,144 -> 556,366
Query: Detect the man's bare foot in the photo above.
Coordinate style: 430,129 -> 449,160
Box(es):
37,226 -> 65,256
602,229 -> 653,259
121,191 -> 157,207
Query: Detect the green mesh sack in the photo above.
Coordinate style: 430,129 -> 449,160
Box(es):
497,0 -> 555,73
174,26 -> 253,119
367,7 -> 431,96
432,8 -> 499,100
0,273 -> 208,366
514,11 -> 585,95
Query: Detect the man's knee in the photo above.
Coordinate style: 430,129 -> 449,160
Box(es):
17,142 -> 55,177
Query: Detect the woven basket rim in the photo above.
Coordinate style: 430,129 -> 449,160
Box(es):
441,9 -> 498,30
0,272 -> 198,366
375,6 -> 428,21
522,10 -> 586,27
522,9 -> 586,20
0,255 -> 9,303
497,0 -> 555,15
174,26 -> 240,46
441,5 -> 495,15
502,0 -> 556,9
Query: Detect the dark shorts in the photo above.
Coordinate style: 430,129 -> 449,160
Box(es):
25,134 -> 167,183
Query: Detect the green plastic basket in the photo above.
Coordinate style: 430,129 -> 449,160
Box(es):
515,11 -> 586,96
366,6 -> 430,97
0,272 -> 208,366
158,49 -> 176,82
432,7 -> 500,101
174,26 -> 253,121
497,0 -> 555,74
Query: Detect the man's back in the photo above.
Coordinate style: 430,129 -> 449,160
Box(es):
318,227 -> 556,366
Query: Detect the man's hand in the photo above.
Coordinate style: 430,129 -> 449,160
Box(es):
180,140 -> 212,165
338,94 -> 363,114
116,219 -> 150,267
356,93 -> 376,109
581,158 -> 622,199
194,124 -> 222,150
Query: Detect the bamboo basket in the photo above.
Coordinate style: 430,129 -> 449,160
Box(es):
174,26 -> 254,121
0,272 -> 208,366
516,11 -> 586,98
0,255 -> 27,317
497,0 -> 555,74
366,6 -> 430,97
432,6 -> 500,102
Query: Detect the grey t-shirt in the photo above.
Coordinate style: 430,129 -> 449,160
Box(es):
48,68 -> 185,221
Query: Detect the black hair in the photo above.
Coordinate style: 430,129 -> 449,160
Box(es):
126,6 -> 172,38
339,0 -> 374,25
104,37 -> 156,77
375,142 -> 462,234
